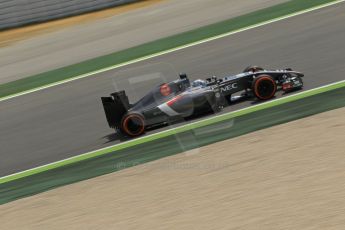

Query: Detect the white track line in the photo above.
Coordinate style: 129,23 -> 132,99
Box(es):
1,0 -> 344,103
1,79 -> 345,182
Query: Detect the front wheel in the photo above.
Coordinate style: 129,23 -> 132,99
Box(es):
120,113 -> 146,137
252,75 -> 277,100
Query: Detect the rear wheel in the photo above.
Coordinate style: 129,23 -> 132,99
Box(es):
252,75 -> 277,100
243,66 -> 264,73
120,113 -> 146,137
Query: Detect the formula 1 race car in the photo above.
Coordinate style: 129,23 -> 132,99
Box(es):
101,66 -> 304,137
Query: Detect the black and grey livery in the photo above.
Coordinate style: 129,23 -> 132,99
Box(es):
101,66 -> 304,137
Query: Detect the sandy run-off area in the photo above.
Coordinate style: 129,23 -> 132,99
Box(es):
1,107 -> 345,229
0,0 -> 162,47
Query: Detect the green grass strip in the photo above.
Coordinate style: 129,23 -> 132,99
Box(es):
0,0 -> 340,99
1,82 -> 345,205
1,80 -> 344,185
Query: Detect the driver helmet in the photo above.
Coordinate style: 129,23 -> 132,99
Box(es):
191,79 -> 207,88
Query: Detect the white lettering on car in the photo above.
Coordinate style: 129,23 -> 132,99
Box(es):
220,82 -> 238,92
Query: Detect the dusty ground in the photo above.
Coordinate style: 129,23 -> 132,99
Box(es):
0,0 -> 162,47
1,107 -> 345,229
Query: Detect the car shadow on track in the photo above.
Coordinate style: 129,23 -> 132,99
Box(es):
101,90 -> 302,144
103,132 -> 130,144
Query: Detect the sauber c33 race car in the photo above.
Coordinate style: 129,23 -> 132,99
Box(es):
101,66 -> 304,137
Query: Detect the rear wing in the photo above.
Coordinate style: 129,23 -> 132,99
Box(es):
101,90 -> 130,128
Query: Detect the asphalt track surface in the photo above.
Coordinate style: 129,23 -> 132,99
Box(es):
1,3 -> 345,177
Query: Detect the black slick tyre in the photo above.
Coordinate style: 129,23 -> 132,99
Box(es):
252,75 -> 277,100
243,66 -> 264,73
